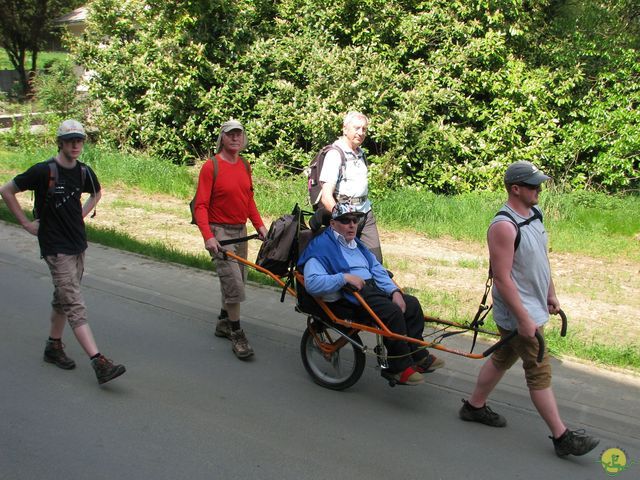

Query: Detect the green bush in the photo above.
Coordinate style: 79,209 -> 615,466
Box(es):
33,58 -> 87,120
72,0 -> 639,193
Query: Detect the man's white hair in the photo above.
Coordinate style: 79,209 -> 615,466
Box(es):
343,111 -> 369,127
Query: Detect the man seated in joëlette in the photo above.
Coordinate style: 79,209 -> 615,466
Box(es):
297,203 -> 444,386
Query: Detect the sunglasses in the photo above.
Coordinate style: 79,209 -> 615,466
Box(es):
336,216 -> 360,225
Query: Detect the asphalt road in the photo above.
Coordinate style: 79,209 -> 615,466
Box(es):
1,221 -> 638,480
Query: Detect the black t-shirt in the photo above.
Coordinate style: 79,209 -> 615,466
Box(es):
13,158 -> 101,256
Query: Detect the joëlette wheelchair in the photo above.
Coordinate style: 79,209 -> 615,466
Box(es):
219,210 -> 566,391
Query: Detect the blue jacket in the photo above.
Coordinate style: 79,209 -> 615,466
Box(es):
297,228 -> 395,303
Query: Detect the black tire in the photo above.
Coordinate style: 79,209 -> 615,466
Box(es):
300,325 -> 366,390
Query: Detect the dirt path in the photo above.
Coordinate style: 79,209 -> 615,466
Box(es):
32,185 -> 639,350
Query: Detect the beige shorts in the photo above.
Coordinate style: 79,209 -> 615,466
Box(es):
491,326 -> 552,390
43,253 -> 88,329
210,224 -> 248,303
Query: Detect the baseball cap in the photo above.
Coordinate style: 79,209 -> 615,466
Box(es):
504,161 -> 550,186
56,119 -> 86,140
215,119 -> 247,152
331,203 -> 365,220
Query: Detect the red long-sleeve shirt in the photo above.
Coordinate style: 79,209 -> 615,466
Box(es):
193,155 -> 264,241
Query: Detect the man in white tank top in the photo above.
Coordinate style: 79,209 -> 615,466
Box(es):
458,161 -> 600,458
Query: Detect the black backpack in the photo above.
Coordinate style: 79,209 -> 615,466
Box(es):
190,156 -> 251,225
255,204 -> 308,278
306,144 -> 347,210
494,206 -> 543,253
35,158 -> 96,219
485,206 -> 544,283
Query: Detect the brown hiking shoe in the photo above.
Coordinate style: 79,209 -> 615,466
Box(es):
215,309 -> 231,338
229,329 -> 254,359
91,354 -> 126,385
44,339 -> 76,370
215,319 -> 231,338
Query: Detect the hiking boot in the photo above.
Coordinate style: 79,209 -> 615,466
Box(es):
551,429 -> 600,457
215,309 -> 231,338
229,329 -> 254,359
459,399 -> 507,427
215,319 -> 232,338
415,353 -> 445,373
91,354 -> 126,385
392,366 -> 424,386
43,339 -> 76,370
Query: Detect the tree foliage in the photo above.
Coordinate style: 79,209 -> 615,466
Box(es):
74,0 -> 638,193
0,0 -> 83,96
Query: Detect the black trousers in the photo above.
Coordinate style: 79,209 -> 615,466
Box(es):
327,283 -> 427,372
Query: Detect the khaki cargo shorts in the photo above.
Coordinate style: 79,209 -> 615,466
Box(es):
210,223 -> 248,304
43,252 -> 88,329
491,326 -> 552,390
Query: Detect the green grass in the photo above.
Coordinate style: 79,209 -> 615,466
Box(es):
546,328 -> 640,371
375,186 -> 640,261
425,314 -> 640,371
2,145 -> 638,262
0,50 -> 69,70
86,226 -> 213,270
88,224 -> 283,288
376,189 -> 503,242
80,147 -> 197,199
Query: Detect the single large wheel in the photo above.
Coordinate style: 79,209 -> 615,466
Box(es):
300,323 -> 366,390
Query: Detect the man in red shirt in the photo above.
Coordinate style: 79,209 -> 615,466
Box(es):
193,120 -> 267,359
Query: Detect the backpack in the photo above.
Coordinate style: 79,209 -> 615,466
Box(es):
190,156 -> 251,225
35,158 -> 96,219
306,144 -> 347,210
255,204 -> 309,279
494,206 -> 543,252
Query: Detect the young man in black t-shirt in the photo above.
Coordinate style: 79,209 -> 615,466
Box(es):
0,119 -> 126,385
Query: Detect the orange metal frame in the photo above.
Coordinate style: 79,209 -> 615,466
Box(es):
222,250 -> 502,359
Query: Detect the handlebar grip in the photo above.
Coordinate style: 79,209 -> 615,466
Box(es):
482,329 -> 545,362
482,330 -> 517,357
218,234 -> 259,246
558,309 -> 568,337
534,330 -> 545,363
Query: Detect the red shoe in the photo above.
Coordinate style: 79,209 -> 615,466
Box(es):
393,366 -> 424,385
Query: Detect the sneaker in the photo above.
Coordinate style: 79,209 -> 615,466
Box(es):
229,329 -> 254,359
415,353 -> 445,373
392,366 -> 425,386
91,354 -> 126,385
215,319 -> 231,338
43,339 -> 76,370
459,399 -> 507,427
551,429 -> 600,457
